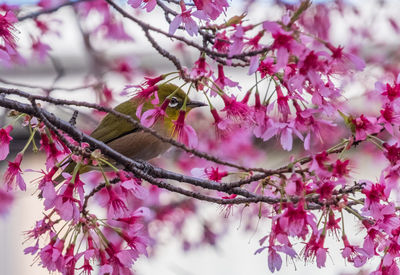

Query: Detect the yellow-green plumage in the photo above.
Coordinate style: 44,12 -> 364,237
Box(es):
55,83 -> 205,182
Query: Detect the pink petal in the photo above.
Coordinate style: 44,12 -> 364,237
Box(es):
128,0 -> 142,8
169,15 -> 182,35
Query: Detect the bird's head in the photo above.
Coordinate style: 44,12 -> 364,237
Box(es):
157,83 -> 207,121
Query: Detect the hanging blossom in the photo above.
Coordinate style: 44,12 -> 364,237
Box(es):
0,10 -> 18,62
191,166 -> 228,182
140,98 -> 170,127
0,188 -> 13,216
193,0 -> 229,20
3,153 -> 26,191
0,125 -> 13,160
173,110 -> 198,148
128,0 -> 157,12
30,37 -> 51,62
169,1 -> 208,36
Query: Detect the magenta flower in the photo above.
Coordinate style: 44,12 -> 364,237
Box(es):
120,227 -> 150,256
221,94 -> 251,122
0,188 -> 13,216
118,171 -> 147,199
213,64 -> 239,91
39,238 -> 65,272
302,233 -> 328,268
210,108 -> 232,135
140,98 -> 170,127
169,1 -> 207,36
383,143 -> 400,165
128,0 -> 157,12
361,181 -> 387,219
213,31 -> 230,53
54,182 -> 81,221
64,244 -> 82,275
131,84 -> 159,103
173,110 -> 198,148
380,80 -> 400,102
191,166 -> 228,182
31,37 -> 51,61
40,133 -> 69,170
4,153 -> 26,191
276,85 -> 291,120
352,114 -> 382,141
268,246 -> 282,272
341,235 -> 367,267
0,10 -> 18,50
378,103 -> 400,135
189,56 -> 213,80
0,125 -> 13,160
279,202 -> 317,239
263,21 -> 303,70
97,185 -> 129,218
193,0 -> 229,20
257,57 -> 276,78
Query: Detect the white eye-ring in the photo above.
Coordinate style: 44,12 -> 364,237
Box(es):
169,97 -> 179,108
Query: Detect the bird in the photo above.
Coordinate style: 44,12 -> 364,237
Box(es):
55,83 -> 206,182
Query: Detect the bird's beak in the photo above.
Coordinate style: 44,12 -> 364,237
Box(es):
187,100 -> 207,108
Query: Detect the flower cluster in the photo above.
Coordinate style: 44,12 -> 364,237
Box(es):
4,1 -> 400,275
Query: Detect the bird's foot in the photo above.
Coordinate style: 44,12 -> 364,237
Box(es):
136,159 -> 154,175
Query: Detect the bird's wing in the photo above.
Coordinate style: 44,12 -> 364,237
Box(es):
90,100 -> 140,144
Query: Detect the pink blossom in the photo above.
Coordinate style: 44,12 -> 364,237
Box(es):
213,64 -> 239,91
140,98 -> 169,127
120,226 -> 150,256
189,56 -> 213,80
352,115 -> 382,141
278,201 -> 317,239
128,0 -> 157,12
228,25 -> 245,56
31,37 -> 51,61
0,125 -> 13,160
383,143 -> 400,165
381,78 -> 400,102
118,171 -> 147,200
54,182 -> 81,221
302,233 -> 328,268
210,108 -> 232,134
257,57 -> 276,78
268,246 -> 282,272
97,185 -> 129,218
130,85 -> 159,103
38,0 -> 64,9
64,244 -> 82,275
39,238 -> 65,272
0,188 -> 13,216
95,18 -> 133,41
378,103 -> 400,135
191,166 -> 228,182
276,86 -> 291,120
169,2 -> 207,36
173,110 -> 198,148
40,132 -> 69,170
341,235 -> 367,267
263,21 -> 303,70
221,94 -> 251,122
326,43 -> 366,72
362,181 -> 387,219
193,0 -> 229,20
213,31 -> 230,53
0,10 -> 18,50
3,153 -> 26,191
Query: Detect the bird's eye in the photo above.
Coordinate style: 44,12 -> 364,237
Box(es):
169,97 -> 179,108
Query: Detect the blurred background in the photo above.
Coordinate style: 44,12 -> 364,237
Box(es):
1,0 -> 400,274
